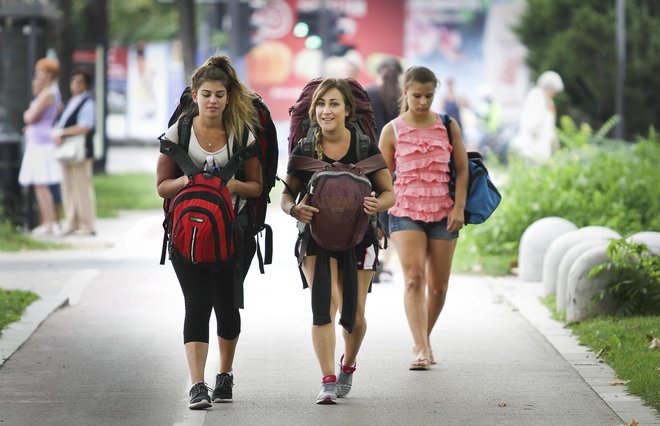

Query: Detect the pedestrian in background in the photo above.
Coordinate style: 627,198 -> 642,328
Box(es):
510,70 -> 564,163
366,56 -> 403,283
379,66 -> 469,370
52,67 -> 97,236
438,77 -> 465,129
281,78 -> 395,404
18,58 -> 63,236
156,55 -> 262,410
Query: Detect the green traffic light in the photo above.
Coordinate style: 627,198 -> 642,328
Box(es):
293,22 -> 309,38
305,35 -> 322,50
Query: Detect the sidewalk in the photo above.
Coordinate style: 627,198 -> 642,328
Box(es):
1,144 -> 658,424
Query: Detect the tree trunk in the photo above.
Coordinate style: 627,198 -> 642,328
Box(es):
53,0 -> 74,100
176,0 -> 197,84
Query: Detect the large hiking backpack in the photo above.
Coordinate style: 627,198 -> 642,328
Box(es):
166,87 -> 279,272
287,77 -> 377,154
159,137 -> 257,269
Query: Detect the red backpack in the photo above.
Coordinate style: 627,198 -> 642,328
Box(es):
164,88 -> 279,272
287,77 -> 377,154
159,137 -> 257,269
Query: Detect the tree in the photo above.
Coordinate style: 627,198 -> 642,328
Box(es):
514,0 -> 660,138
108,0 -> 178,45
176,0 -> 197,83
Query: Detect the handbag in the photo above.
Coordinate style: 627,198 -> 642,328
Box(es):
55,134 -> 86,163
441,113 -> 501,225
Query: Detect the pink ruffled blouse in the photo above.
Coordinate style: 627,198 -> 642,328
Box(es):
389,115 -> 454,222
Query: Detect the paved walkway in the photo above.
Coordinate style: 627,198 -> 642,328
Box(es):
0,144 -> 658,425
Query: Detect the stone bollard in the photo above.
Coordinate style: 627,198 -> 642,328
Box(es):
556,239 -> 611,312
518,217 -> 577,282
542,226 -> 621,297
566,245 -> 617,322
627,231 -> 660,255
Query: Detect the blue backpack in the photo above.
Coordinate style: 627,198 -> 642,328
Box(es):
441,113 -> 501,224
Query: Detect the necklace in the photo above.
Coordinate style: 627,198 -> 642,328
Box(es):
195,124 -> 225,149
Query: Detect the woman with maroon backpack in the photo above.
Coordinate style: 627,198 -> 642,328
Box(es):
281,78 -> 395,404
379,66 -> 469,371
156,55 -> 262,410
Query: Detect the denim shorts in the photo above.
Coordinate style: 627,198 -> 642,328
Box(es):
388,214 -> 459,240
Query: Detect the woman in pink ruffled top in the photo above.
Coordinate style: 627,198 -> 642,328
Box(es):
379,66 -> 469,370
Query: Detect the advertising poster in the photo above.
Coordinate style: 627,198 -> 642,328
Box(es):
404,0 -> 527,149
245,0 -> 405,121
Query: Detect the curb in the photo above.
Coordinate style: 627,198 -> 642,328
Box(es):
0,268 -> 99,368
0,294 -> 69,367
490,277 -> 660,425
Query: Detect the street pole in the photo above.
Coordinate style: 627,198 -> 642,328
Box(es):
615,0 -> 626,139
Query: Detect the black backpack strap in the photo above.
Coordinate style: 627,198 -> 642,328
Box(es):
300,125 -> 316,158
177,115 -> 193,152
353,124 -> 371,162
439,113 -> 452,145
255,223 -> 273,274
160,214 -> 169,265
159,136 -> 199,176
160,134 -> 257,181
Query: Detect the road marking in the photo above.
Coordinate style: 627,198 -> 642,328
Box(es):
60,269 -> 98,306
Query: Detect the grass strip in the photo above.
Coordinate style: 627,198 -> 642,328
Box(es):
0,289 -> 39,335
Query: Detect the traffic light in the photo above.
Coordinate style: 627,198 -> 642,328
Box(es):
322,10 -> 351,57
231,0 -> 258,57
293,8 -> 351,57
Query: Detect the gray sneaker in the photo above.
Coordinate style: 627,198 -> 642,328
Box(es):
188,381 -> 212,410
316,380 -> 338,404
337,356 -> 356,398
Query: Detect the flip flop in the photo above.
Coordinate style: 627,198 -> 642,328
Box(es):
413,346 -> 437,365
409,358 -> 430,370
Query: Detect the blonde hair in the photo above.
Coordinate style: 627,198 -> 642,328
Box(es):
307,78 -> 355,159
399,66 -> 438,114
190,55 -> 259,145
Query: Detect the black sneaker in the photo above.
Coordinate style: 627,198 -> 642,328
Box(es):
188,381 -> 212,410
212,372 -> 233,403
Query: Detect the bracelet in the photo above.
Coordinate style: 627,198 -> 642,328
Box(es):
288,204 -> 296,218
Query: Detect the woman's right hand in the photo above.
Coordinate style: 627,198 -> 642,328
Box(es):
290,194 -> 319,224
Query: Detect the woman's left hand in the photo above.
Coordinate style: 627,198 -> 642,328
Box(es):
363,191 -> 379,216
446,206 -> 465,232
226,178 -> 238,195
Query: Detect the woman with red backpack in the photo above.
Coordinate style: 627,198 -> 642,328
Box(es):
379,66 -> 469,371
156,55 -> 263,410
281,78 -> 395,404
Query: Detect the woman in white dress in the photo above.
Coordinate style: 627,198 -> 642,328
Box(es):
18,58 -> 63,235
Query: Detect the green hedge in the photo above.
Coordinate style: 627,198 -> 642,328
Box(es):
472,136 -> 660,259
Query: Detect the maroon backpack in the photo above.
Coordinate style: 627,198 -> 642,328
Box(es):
287,154 -> 387,251
288,77 -> 377,154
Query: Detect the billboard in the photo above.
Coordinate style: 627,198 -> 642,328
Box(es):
245,0 -> 405,121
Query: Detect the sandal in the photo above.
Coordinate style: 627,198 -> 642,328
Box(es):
409,358 -> 430,370
413,346 -> 437,365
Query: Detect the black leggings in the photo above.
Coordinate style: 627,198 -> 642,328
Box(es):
172,231 -> 256,343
